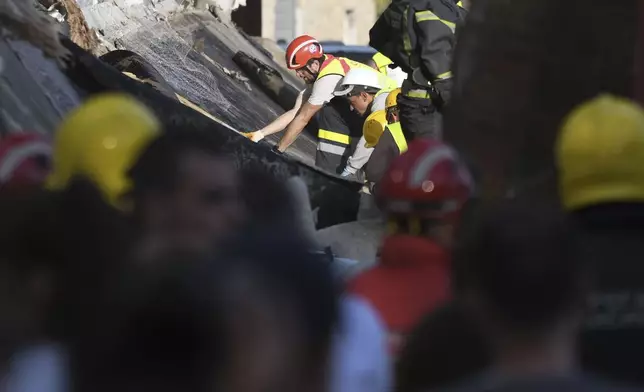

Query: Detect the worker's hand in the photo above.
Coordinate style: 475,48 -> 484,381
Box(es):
271,145 -> 284,155
242,130 -> 265,142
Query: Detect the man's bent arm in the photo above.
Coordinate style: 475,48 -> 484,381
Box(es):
276,101 -> 322,152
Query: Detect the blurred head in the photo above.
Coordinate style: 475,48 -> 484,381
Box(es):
286,35 -> 325,84
47,93 -> 161,209
0,133 -> 52,191
454,200 -> 588,349
377,139 -> 475,248
70,259 -> 226,392
217,233 -> 339,392
396,301 -> 490,392
128,129 -> 245,256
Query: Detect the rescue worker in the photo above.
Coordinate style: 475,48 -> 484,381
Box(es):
348,139 -> 474,355
369,0 -> 467,140
368,52 -> 407,88
47,93 -> 161,209
243,35 -> 395,174
333,67 -> 397,178
556,95 -> 644,386
365,88 -> 408,189
0,133 -> 52,190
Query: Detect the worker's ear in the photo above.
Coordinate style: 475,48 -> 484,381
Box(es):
360,91 -> 371,102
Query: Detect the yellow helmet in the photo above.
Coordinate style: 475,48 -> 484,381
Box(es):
557,94 -> 644,211
386,88 -> 402,110
363,110 -> 388,148
47,93 -> 161,207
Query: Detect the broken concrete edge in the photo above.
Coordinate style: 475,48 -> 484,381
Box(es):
60,37 -> 363,227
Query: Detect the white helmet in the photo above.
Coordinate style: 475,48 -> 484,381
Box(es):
334,68 -> 384,97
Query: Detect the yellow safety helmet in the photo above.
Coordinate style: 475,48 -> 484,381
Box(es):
363,110 -> 388,148
557,94 -> 644,211
386,88 -> 402,110
372,52 -> 393,74
47,93 -> 161,207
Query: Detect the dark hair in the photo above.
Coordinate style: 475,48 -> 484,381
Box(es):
70,258 -> 226,392
218,230 -> 340,367
128,128 -> 230,196
396,301 -> 490,392
453,200 -> 587,331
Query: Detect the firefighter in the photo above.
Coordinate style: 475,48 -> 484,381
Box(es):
365,88 -> 408,190
243,35 -> 396,174
348,138 -> 474,355
369,0 -> 467,140
333,68 -> 397,178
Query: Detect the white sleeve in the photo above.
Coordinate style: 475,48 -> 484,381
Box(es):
308,75 -> 344,106
345,137 -> 374,173
329,295 -> 392,392
371,93 -> 388,112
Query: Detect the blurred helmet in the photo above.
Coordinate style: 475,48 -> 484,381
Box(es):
0,133 -> 52,189
378,139 -> 474,220
46,93 -> 161,206
363,110 -> 388,148
334,68 -> 384,97
285,35 -> 324,70
386,88 -> 402,110
557,94 -> 644,210
371,52 -> 393,74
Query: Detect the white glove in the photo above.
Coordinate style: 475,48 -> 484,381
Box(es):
242,130 -> 265,143
340,169 -> 352,177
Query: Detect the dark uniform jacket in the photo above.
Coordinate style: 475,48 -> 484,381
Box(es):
369,0 -> 466,106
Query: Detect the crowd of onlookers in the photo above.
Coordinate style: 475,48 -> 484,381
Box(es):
0,91 -> 643,392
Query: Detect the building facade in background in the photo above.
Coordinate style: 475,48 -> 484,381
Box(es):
260,0 -> 377,45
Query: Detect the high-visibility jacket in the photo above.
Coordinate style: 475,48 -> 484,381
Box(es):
365,121 -> 408,185
316,55 -> 398,166
388,122 -> 408,153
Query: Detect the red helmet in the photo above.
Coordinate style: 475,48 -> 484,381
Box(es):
0,133 -> 52,189
285,35 -> 324,70
378,139 -> 474,220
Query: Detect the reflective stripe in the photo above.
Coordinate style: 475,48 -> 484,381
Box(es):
457,1 -> 463,6
387,122 -> 408,154
318,129 -> 351,145
406,89 -> 431,99
0,141 -> 52,183
415,10 -> 456,33
317,142 -> 349,156
437,71 -> 453,80
402,6 -> 413,57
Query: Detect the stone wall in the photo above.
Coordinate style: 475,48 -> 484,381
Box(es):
261,0 -> 376,45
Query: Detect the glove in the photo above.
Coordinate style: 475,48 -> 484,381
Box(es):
242,130 -> 265,143
340,168 -> 352,177
271,145 -> 284,155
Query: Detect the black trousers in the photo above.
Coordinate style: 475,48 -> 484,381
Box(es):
397,94 -> 443,141
315,99 -> 364,174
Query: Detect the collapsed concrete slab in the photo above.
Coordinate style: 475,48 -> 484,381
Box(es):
0,0 -> 364,228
